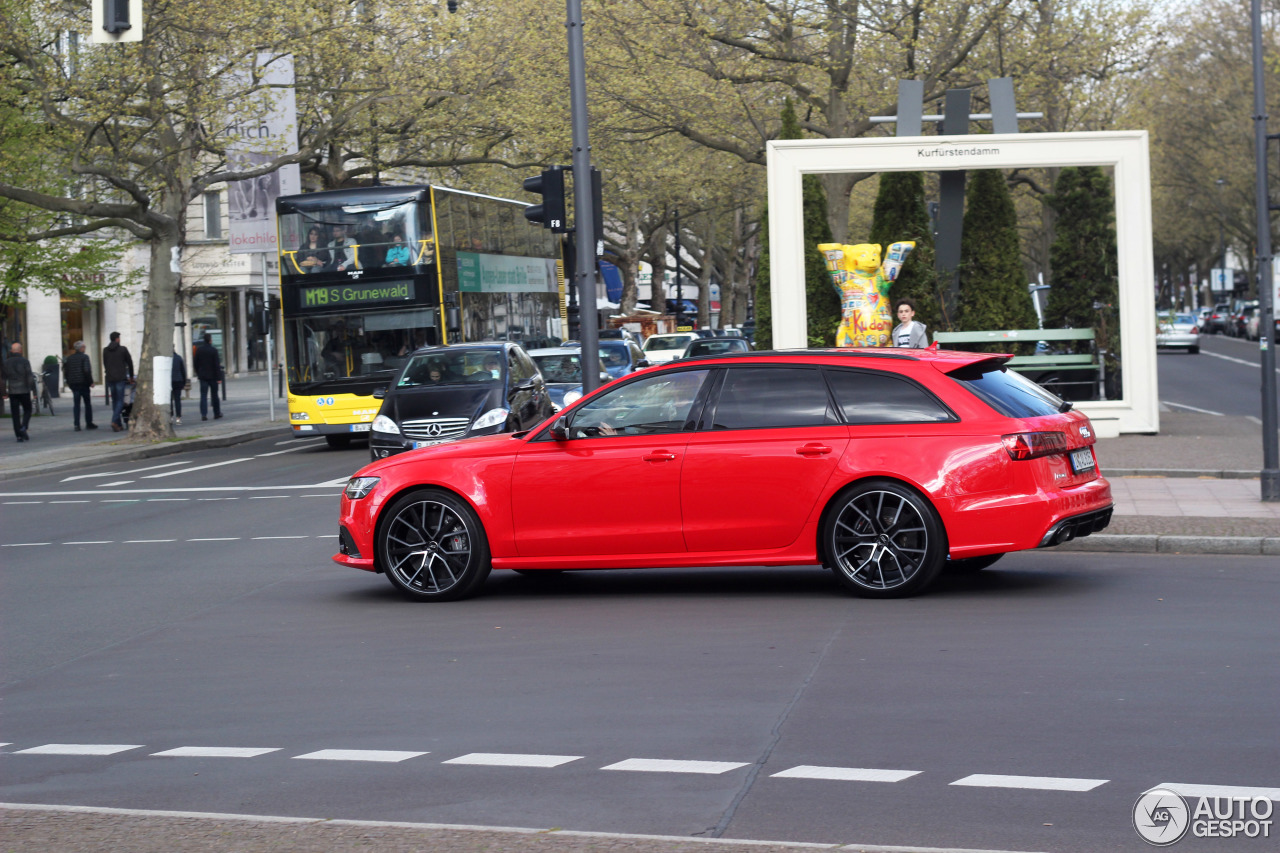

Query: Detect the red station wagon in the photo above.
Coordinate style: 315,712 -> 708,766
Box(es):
335,348 -> 1113,601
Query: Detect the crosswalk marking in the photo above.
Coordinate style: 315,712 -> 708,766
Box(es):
294,749 -> 427,763
152,747 -> 281,758
602,758 -> 748,775
1163,783 -> 1280,800
13,744 -> 141,756
951,774 -> 1109,792
771,765 -> 921,783
444,753 -> 582,768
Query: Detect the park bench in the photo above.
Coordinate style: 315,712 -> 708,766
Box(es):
931,327 -> 1104,400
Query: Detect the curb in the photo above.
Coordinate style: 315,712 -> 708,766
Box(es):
1105,468 -> 1261,479
1054,534 -> 1280,556
0,425 -> 290,482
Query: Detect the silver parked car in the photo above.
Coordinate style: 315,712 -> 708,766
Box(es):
1156,312 -> 1200,354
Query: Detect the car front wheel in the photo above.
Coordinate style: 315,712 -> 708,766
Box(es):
377,489 -> 491,601
823,481 -> 946,598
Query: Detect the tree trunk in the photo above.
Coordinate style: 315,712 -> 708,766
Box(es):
129,215 -> 182,442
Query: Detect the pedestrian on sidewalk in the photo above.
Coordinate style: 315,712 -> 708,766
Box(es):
170,347 -> 187,425
2,341 -> 34,442
63,341 -> 98,432
103,331 -> 134,432
194,333 -> 223,421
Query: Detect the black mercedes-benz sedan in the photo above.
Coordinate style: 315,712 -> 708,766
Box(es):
369,343 -> 554,460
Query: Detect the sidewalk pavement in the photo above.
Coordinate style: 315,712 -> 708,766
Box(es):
2,384 -> 1277,554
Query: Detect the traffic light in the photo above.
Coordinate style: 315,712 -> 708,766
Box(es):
523,166 -> 567,232
104,0 -> 131,33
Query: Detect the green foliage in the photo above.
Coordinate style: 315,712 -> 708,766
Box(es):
753,100 -> 838,349
869,172 -> 947,335
1045,166 -> 1119,366
958,170 -> 1037,336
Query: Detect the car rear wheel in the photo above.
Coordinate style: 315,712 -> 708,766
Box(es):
378,489 -> 491,601
824,481 -> 946,598
945,553 -> 1005,573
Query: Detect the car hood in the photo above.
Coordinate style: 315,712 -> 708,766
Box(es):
385,385 -> 502,424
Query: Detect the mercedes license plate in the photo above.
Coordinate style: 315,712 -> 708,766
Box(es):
1069,447 -> 1095,473
350,423 -> 371,432
413,439 -> 447,449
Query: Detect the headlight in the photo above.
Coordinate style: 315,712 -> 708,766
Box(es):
344,476 -> 380,500
372,414 -> 400,434
471,407 -> 510,431
563,389 -> 582,406
290,412 -> 310,421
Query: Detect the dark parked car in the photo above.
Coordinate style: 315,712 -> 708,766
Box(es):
369,343 -> 554,461
1203,302 -> 1233,335
680,337 -> 752,359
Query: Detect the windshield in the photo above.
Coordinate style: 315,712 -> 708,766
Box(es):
532,352 -> 608,383
644,335 -> 693,352
398,349 -> 504,388
598,341 -> 632,367
285,308 -> 437,392
278,200 -> 431,281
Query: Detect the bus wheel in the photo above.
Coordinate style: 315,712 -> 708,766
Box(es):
325,434 -> 352,449
378,489 -> 491,602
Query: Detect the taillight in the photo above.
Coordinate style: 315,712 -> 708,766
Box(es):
1191,325 -> 1199,334
1001,431 -> 1068,461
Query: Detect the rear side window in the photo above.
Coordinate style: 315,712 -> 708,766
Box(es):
824,369 -> 954,424
708,367 -> 837,429
950,362 -> 1065,418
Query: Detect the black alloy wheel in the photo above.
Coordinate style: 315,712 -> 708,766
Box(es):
823,481 -> 946,598
378,489 -> 491,601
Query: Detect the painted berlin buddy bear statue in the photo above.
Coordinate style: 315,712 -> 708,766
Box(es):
818,241 -> 915,347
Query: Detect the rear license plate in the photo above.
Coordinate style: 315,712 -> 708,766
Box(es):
350,423 -> 371,432
1069,447 -> 1095,473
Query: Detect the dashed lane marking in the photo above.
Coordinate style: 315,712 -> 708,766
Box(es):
1,543 -> 50,548
13,744 -> 141,756
771,765 -> 921,783
251,535 -> 310,540
152,747 -> 281,758
249,495 -> 288,500
48,500 -> 90,504
97,481 -> 134,487
1163,783 -> 1280,800
147,498 -> 189,502
123,539 -> 177,544
3,501 -> 42,505
602,758 -> 749,775
64,541 -> 113,545
2,536 -> 332,548
950,774 -> 1109,792
294,749 -> 427,763
187,538 -> 240,542
444,753 -> 583,768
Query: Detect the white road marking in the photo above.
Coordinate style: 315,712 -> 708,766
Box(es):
314,477 -> 352,487
123,539 -> 177,544
1,543 -> 49,548
1162,782 -> 1280,800
444,753 -> 582,768
256,445 -> 316,457
0,486 -> 343,497
101,499 -> 139,502
303,494 -> 336,498
142,459 -> 253,479
151,747 -> 281,758
249,495 -> 288,500
771,765 -> 921,783
293,749 -> 427,763
252,535 -> 310,540
148,498 -> 189,502
48,500 -> 90,504
1202,350 -> 1279,371
3,501 -> 43,505
198,497 -> 239,501
187,538 -> 240,542
951,774 -> 1108,792
64,541 -> 113,545
276,437 -> 323,446
602,758 -> 749,775
1161,400 -> 1225,416
14,744 -> 141,756
97,481 -> 134,487
61,461 -> 189,482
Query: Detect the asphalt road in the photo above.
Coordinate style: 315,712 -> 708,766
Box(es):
2,437 -> 1277,852
1158,331 -> 1280,419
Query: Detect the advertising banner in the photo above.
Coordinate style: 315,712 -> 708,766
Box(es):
227,54 -> 301,255
457,252 -> 559,293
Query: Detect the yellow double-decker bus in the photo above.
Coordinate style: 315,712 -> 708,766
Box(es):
276,185 -> 567,447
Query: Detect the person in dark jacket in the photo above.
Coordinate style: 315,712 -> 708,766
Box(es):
193,333 -> 223,420
2,341 -> 35,442
170,348 -> 187,425
63,340 -> 97,431
102,331 -> 135,432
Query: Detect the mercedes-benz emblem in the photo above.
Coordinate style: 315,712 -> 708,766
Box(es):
426,423 -> 443,437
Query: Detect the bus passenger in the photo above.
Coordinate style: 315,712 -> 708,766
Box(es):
328,223 -> 356,272
384,233 -> 411,267
296,226 -> 330,273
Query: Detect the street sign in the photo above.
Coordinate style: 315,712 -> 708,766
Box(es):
1211,268 -> 1233,292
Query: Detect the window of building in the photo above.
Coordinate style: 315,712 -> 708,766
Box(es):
204,191 -> 222,239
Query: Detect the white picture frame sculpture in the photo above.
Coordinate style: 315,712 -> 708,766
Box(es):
766,131 -> 1157,436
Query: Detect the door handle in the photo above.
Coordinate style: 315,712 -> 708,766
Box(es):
796,443 -> 832,457
643,451 -> 677,462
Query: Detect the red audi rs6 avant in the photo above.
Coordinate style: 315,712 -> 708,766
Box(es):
335,348 -> 1112,601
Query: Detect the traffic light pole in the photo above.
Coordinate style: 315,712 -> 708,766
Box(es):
566,0 -> 600,393
1252,0 -> 1279,501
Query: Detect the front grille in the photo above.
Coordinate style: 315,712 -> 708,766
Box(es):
400,416 -> 470,441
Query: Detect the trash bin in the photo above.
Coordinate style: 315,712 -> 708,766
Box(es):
42,356 -> 60,397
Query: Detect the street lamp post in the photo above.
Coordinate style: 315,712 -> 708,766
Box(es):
1249,0 -> 1279,500
565,0 -> 599,393
1216,178 -> 1227,302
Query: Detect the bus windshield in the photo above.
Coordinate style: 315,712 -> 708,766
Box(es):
278,199 -> 432,281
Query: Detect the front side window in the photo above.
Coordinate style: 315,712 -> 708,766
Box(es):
567,369 -> 709,438
824,368 -> 955,424
707,367 -> 836,430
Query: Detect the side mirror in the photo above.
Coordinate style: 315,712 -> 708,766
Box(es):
549,415 -> 569,441
636,359 -> 650,368
373,387 -> 386,399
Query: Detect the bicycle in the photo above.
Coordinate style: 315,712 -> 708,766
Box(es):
38,371 -> 55,417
